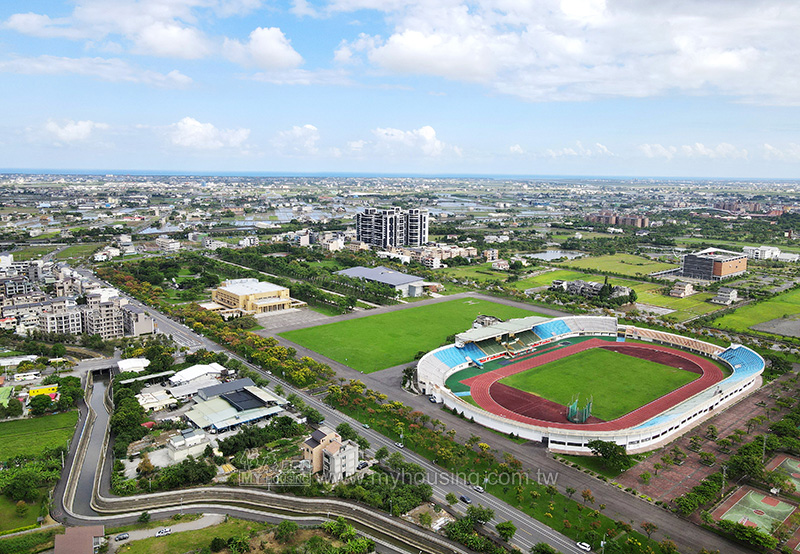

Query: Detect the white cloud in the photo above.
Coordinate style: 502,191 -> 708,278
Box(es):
545,141 -> 613,158
509,144 -> 524,155
763,143 -> 800,161
0,55 -> 192,88
291,0 -> 320,18
43,119 -> 109,144
639,142 -> 747,160
224,27 -> 303,70
271,124 -> 320,155
328,0 -> 800,105
250,68 -> 351,86
371,125 -> 458,157
4,12 -> 85,39
168,117 -> 250,149
134,22 -> 211,59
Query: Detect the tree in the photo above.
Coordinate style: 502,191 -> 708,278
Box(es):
419,512 -> 432,528
4,468 -> 41,501
375,446 -> 389,462
587,439 -> 632,471
496,521 -> 517,541
336,422 -> 358,442
653,463 -> 662,476
530,543 -> 558,554
138,511 -> 151,523
545,485 -> 558,501
659,539 -> 678,554
466,504 -> 495,525
29,394 -> 52,415
581,489 -> 595,505
641,521 -> 658,539
640,471 -> 651,485
15,501 -> 28,518
274,384 -> 284,397
6,398 -> 22,417
138,452 -> 155,475
51,343 -> 67,358
446,492 -> 458,505
210,537 -> 227,552
274,520 -> 299,543
565,486 -> 576,500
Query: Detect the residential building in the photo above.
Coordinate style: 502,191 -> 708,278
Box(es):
356,207 -> 429,248
711,287 -> 739,305
0,276 -> 34,298
39,304 -> 83,335
322,439 -> 359,483
550,279 -> 631,299
492,260 -> 510,270
680,248 -> 748,281
670,282 -> 695,298
155,235 -> 181,252
209,278 -> 294,316
483,249 -> 499,262
167,428 -> 211,462
122,304 -> 155,336
743,245 -> 781,260
82,290 -> 126,340
302,426 -> 341,474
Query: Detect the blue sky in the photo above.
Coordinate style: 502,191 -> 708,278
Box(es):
1,0 -> 800,177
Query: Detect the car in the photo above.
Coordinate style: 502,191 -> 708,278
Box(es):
429,396 -> 437,403
357,461 -> 368,470
459,495 -> 472,504
473,485 -> 485,493
114,533 -> 130,542
362,423 -> 370,429
576,542 -> 592,552
155,528 -> 172,537
394,442 -> 405,448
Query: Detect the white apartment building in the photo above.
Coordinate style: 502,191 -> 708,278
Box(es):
155,235 -> 181,252
322,439 -> 359,483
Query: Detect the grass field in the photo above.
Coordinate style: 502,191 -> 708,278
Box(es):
117,518 -> 271,554
558,253 -> 677,277
0,411 -> 79,460
279,298 -> 543,373
435,262 -> 509,283
0,495 -> 40,532
498,348 -> 699,421
54,243 -> 102,260
507,269 -> 591,290
7,246 -> 57,261
713,287 -> 800,334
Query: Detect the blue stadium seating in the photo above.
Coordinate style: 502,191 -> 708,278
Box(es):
532,319 -> 571,339
459,342 -> 486,363
435,346 -> 471,368
718,346 -> 765,382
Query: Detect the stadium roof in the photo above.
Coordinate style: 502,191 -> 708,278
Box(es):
455,315 -> 551,343
336,266 -> 422,287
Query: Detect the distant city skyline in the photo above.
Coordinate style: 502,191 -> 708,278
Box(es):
2,1 -> 800,178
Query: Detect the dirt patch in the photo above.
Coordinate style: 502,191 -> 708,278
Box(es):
752,317 -> 800,338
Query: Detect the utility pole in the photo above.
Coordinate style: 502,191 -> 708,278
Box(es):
721,465 -> 727,499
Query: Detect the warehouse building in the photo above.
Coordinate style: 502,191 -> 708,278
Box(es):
680,248 -> 748,281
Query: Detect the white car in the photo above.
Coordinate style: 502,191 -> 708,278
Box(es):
155,528 -> 172,537
473,485 -> 485,493
394,442 -> 405,448
576,542 -> 592,552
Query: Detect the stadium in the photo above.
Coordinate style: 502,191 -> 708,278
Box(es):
417,315 -> 764,454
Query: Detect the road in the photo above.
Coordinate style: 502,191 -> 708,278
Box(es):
66,272 -> 746,553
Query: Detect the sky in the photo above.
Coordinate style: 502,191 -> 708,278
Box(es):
1,0 -> 800,178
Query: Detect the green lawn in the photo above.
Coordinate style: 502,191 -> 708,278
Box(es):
508,269 -> 593,290
713,287 -> 800,334
280,298 -> 543,373
117,518 -> 270,554
434,262 -> 509,283
0,495 -> 40,532
498,348 -> 699,421
54,243 -> 102,260
7,246 -> 57,261
558,253 -> 677,277
0,411 -> 79,460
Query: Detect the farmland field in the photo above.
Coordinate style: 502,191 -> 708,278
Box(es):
0,411 -> 79,460
713,287 -> 800,335
558,253 -> 677,277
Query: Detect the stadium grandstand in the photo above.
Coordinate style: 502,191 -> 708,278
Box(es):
417,315 -> 764,454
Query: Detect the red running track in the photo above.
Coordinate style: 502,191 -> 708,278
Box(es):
460,338 -> 724,431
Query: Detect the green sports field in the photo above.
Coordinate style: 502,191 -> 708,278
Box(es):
0,411 -> 79,460
279,298 -> 544,373
713,287 -> 800,334
720,490 -> 795,532
558,253 -> 677,277
498,348 -> 699,421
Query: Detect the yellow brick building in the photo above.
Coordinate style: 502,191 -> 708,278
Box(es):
210,278 -> 292,316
